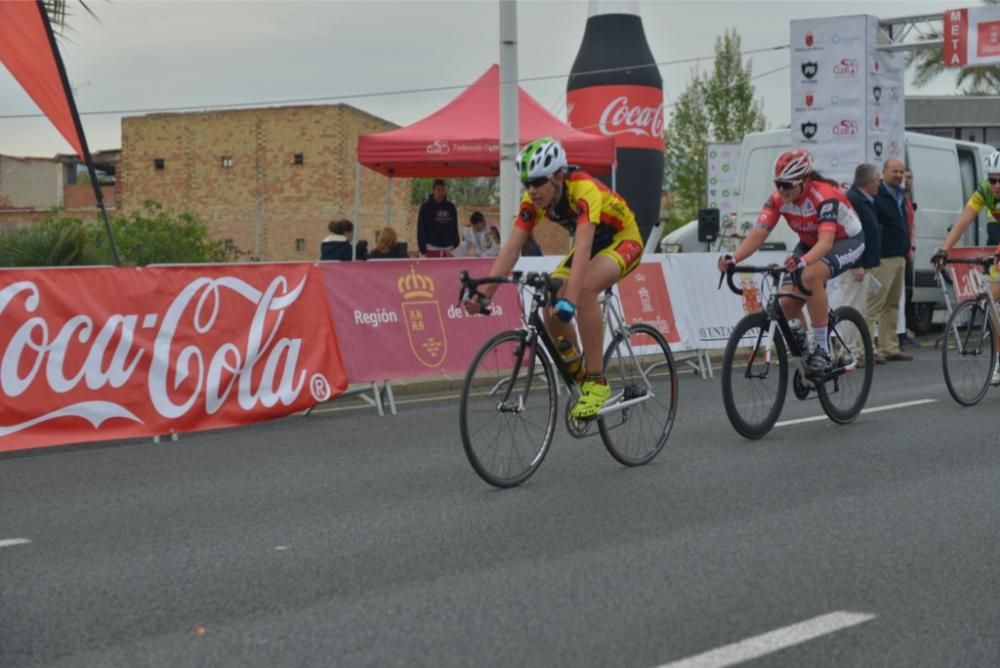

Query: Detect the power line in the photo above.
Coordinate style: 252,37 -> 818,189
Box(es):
0,44 -> 790,120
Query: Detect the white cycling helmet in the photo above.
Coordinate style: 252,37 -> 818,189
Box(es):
984,151 -> 1000,175
516,137 -> 567,181
773,148 -> 813,183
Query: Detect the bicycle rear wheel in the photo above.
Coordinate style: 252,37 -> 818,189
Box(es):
598,324 -> 678,466
721,312 -> 788,439
816,306 -> 874,423
459,330 -> 557,488
942,298 -> 995,407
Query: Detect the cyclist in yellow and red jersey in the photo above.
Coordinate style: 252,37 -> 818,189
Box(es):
464,137 -> 644,420
719,148 -> 866,377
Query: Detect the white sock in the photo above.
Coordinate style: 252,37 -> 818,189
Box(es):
813,326 -> 829,353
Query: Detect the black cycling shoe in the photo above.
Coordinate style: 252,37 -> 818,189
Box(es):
805,348 -> 832,378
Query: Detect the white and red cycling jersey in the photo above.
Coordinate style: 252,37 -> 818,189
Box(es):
756,180 -> 862,247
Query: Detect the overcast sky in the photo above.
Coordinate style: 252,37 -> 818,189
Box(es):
0,0 -> 978,158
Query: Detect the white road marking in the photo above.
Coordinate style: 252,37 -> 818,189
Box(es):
775,398 -> 936,427
656,611 -> 876,668
0,538 -> 31,549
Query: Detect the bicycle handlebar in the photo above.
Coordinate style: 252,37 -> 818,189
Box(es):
719,263 -> 812,297
458,270 -> 563,316
937,255 -> 998,287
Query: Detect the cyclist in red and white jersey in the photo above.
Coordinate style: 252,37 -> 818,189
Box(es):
718,148 -> 865,376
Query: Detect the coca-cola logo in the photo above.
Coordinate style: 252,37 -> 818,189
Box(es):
598,96 -> 665,139
801,62 -> 818,79
0,275 -> 327,438
805,32 -> 814,47
833,59 -> 859,75
801,122 -> 818,139
832,120 -> 859,136
805,92 -> 814,107
890,141 -> 901,156
874,115 -> 881,128
889,87 -> 901,103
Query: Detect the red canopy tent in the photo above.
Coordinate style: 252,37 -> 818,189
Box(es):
357,64 -> 616,177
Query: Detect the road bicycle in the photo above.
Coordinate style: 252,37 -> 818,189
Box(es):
719,264 -> 874,439
457,270 -> 678,488
939,255 -> 1000,406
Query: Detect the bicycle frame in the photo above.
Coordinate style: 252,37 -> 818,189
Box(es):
944,258 -> 1000,355
460,270 -> 659,419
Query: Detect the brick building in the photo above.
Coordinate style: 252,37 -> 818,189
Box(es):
118,104 -> 417,261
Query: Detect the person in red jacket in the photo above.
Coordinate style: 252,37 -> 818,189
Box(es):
719,149 -> 866,376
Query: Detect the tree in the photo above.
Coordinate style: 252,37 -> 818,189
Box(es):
0,202 -> 229,267
906,0 -> 1000,94
410,177 -> 498,206
662,29 -> 766,231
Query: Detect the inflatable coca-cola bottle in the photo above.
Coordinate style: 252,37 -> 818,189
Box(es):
567,0 -> 664,243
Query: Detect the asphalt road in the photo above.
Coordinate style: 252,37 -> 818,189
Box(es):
2,340 -> 999,667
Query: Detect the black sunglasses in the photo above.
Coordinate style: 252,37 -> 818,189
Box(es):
989,178 -> 1000,185
522,176 -> 550,189
774,180 -> 800,191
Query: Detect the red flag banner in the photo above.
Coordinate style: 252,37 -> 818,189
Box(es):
0,264 -> 347,452
0,0 -> 84,157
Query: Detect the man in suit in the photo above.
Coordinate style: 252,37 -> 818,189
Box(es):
867,158 -> 913,361
840,163 -> 882,365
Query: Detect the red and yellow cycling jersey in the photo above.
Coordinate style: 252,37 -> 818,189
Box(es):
515,171 -> 637,235
757,180 -> 862,247
515,171 -> 643,279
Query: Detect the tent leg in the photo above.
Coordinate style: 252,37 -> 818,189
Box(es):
387,177 -> 392,228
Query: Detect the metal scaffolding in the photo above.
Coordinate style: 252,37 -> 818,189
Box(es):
877,12 -> 945,52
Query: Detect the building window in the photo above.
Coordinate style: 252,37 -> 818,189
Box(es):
221,156 -> 233,168
153,158 -> 165,170
293,153 -> 304,165
295,238 -> 306,252
223,238 -> 235,252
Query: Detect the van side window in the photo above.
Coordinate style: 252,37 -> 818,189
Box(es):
908,145 -> 962,213
743,147 -> 782,208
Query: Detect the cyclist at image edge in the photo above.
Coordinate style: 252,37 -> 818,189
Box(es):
931,151 -> 1000,384
718,148 -> 866,376
463,137 -> 644,420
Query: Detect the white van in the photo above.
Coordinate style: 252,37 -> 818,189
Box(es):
662,129 -> 998,333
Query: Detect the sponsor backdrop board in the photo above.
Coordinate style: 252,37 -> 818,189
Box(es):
790,15 -> 905,186
706,143 -> 742,225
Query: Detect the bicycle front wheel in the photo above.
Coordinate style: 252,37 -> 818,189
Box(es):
816,306 -> 874,423
459,330 -> 557,488
598,324 -> 678,466
721,312 -> 788,439
942,298 -> 995,407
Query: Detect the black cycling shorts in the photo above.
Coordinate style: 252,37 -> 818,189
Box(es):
788,233 -> 865,280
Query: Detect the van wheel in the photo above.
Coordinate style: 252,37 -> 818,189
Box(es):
907,302 -> 934,336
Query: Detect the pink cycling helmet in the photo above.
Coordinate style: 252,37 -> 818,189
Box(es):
773,149 -> 813,183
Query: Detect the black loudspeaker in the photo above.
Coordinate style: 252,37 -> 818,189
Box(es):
698,208 -> 720,243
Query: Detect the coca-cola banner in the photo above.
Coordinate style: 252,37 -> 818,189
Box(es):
0,264 -> 347,453
319,259 -> 523,381
790,16 -> 905,186
567,85 -> 665,151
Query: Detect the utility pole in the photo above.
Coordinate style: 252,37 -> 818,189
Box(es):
499,0 -> 519,245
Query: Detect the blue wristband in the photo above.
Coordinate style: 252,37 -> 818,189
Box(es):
554,298 -> 576,322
